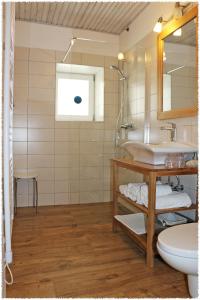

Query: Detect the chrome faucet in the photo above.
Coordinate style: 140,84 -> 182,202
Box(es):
160,122 -> 176,142
120,123 -> 135,130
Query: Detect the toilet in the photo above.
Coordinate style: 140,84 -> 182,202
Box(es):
157,223 -> 198,298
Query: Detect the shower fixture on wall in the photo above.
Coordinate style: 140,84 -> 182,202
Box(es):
62,36 -> 106,63
110,63 -> 131,149
110,65 -> 127,80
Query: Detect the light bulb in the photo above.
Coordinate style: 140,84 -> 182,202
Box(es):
163,51 -> 166,61
153,17 -> 163,33
118,52 -> 125,61
173,28 -> 182,36
71,38 -> 76,45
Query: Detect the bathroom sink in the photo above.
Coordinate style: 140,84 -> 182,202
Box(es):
121,141 -> 197,165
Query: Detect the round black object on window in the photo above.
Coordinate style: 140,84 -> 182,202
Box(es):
74,96 -> 82,104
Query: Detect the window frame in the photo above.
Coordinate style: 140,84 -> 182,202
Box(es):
56,71 -> 94,121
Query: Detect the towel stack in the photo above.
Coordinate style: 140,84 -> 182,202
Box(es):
119,182 -> 192,209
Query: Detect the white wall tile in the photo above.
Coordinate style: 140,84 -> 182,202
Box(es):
37,194 -> 54,206
13,115 -> 27,127
80,141 -> 103,154
55,142 -> 79,154
15,47 -> 29,61
29,87 -> 55,102
14,87 -> 28,102
14,74 -> 28,88
55,181 -> 70,193
69,180 -> 80,193
79,179 -> 103,192
28,101 -> 55,115
29,75 -> 55,89
56,51 -> 82,65
28,142 -> 54,155
54,121 -> 80,129
55,129 -> 79,142
35,168 -> 54,181
79,191 -> 104,203
55,155 -> 79,168
14,47 -> 118,206
13,142 -> 27,155
14,61 -> 28,74
82,53 -> 104,67
29,61 -> 55,75
28,129 -> 54,142
70,193 -> 80,204
14,155 -> 28,169
28,115 -> 54,128
80,166 -> 103,179
29,48 -> 56,62
14,99 -> 27,115
79,129 -> 104,142
55,168 -> 79,180
13,128 -> 27,142
80,154 -> 103,167
28,155 -> 54,168
38,181 -> 55,194
104,56 -> 118,68
54,193 -> 70,205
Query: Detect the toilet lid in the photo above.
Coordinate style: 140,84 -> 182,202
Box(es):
158,223 -> 198,258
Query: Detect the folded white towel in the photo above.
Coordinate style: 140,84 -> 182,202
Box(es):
119,182 -> 172,204
127,183 -> 146,202
138,183 -> 172,205
143,192 -> 192,209
119,185 -> 129,198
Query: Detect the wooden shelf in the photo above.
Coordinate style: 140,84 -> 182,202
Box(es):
111,158 -> 198,268
155,204 -> 197,214
117,191 -> 197,215
112,158 -> 198,176
114,217 -> 147,250
117,192 -> 148,214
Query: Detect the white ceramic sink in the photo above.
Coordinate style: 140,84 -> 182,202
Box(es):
121,141 -> 198,165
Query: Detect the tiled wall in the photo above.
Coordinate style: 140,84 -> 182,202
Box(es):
13,47 -> 119,207
124,32 -> 198,205
126,46 -> 146,140
165,64 -> 197,110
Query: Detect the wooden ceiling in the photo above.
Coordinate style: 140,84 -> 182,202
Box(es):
15,2 -> 149,35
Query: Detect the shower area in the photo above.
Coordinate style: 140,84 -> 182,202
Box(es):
12,10 -> 149,209
111,45 -> 148,153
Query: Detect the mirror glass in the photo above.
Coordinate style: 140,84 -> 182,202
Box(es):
162,17 -> 197,112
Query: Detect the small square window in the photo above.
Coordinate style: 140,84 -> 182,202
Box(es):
56,64 -> 104,122
56,73 -> 94,121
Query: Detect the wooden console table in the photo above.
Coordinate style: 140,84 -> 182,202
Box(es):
111,158 -> 198,268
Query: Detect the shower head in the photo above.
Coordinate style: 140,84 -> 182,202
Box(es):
110,65 -> 127,80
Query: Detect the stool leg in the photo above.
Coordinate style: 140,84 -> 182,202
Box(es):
14,178 -> 17,215
35,178 -> 38,214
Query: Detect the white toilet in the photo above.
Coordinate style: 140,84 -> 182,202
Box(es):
157,223 -> 198,298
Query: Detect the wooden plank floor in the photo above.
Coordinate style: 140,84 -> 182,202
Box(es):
7,203 -> 189,298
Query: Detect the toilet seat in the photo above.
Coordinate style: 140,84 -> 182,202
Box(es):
157,223 -> 198,259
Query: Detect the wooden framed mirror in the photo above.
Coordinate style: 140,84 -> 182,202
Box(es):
157,6 -> 198,120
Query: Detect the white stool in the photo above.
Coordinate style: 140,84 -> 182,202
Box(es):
14,170 -> 38,214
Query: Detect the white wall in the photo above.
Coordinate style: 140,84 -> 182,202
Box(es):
121,3 -> 198,219
15,21 -> 119,57
119,2 -> 175,52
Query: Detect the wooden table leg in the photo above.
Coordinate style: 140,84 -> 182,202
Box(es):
146,172 -> 156,268
111,160 -> 118,232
